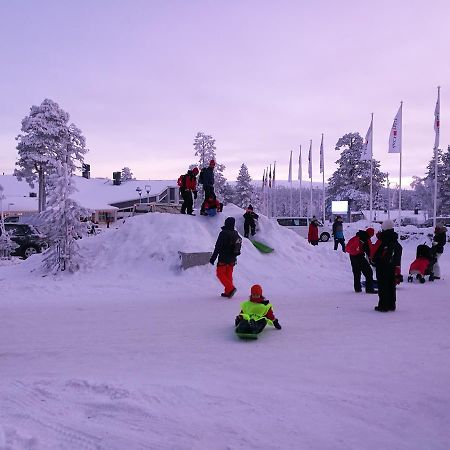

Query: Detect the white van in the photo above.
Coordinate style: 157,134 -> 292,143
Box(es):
276,217 -> 332,242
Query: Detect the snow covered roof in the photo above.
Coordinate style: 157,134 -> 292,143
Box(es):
0,175 -> 177,212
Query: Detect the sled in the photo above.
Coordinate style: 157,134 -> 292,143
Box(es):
250,240 -> 274,254
178,251 -> 212,270
236,332 -> 259,340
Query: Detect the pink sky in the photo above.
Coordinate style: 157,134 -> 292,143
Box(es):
0,0 -> 449,186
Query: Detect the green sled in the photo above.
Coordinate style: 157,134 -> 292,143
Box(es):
236,332 -> 259,340
250,240 -> 274,253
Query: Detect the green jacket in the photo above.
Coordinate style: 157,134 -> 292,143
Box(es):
240,300 -> 274,325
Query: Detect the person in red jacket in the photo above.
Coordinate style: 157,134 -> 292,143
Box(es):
177,167 -> 199,215
308,217 -> 319,245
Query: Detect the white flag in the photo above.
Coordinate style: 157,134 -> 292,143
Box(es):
308,140 -> 312,179
388,104 -> 402,154
288,151 -> 293,182
298,145 -> 302,181
319,134 -> 324,173
361,117 -> 373,160
434,88 -> 440,150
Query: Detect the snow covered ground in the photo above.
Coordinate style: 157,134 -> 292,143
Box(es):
0,205 -> 449,450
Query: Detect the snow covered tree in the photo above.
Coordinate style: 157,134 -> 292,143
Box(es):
221,182 -> 236,205
439,146 -> 450,214
327,132 -> 386,211
121,167 -> 134,181
40,157 -> 89,273
193,131 -> 227,197
15,99 -> 88,212
234,164 -> 253,207
0,185 -> 18,259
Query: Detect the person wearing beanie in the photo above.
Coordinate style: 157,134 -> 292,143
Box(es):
198,160 -> 216,214
210,217 -> 242,298
372,221 -> 403,312
431,223 -> 447,279
345,227 -> 376,293
308,216 -> 320,246
177,167 -> 199,215
332,216 -> 346,252
235,285 -> 282,336
243,205 -> 259,238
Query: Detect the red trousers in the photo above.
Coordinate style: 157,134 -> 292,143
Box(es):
216,263 -> 235,294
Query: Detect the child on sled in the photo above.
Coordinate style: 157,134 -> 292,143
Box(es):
235,285 -> 282,335
407,244 -> 436,283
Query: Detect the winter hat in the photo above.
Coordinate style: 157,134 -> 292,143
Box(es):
192,167 -> 199,175
250,284 -> 263,299
209,159 -> 216,167
247,204 -> 254,210
381,219 -> 395,231
223,217 -> 235,229
366,227 -> 375,238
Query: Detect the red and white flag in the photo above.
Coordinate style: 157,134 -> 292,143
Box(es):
319,134 -> 324,173
308,140 -> 313,179
361,117 -> 373,160
388,104 -> 402,154
434,88 -> 440,150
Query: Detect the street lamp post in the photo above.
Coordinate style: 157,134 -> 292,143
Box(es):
136,187 -> 142,204
145,184 -> 151,204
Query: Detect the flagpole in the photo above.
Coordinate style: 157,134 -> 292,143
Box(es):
299,145 -> 302,216
289,151 -> 293,216
398,102 -> 403,224
433,87 -> 440,228
309,140 -> 313,220
321,134 -> 325,224
370,113 -> 373,223
273,161 -> 277,218
387,173 -> 391,220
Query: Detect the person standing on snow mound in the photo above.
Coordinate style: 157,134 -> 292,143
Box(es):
199,159 -> 216,214
210,217 -> 242,298
235,284 -> 282,335
371,219 -> 403,312
332,216 -> 346,251
177,167 -> 199,215
308,216 -> 319,246
431,223 -> 447,279
243,205 -> 259,238
346,227 -> 377,294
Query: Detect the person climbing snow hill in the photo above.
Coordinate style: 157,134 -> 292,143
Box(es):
177,167 -> 199,215
243,205 -> 259,238
199,159 -> 216,214
210,217 -> 242,298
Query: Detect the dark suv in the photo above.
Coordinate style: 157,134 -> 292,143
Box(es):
0,223 -> 49,258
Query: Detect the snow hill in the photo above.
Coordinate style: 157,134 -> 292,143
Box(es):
0,205 -> 449,449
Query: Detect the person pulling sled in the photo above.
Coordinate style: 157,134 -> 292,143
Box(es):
235,285 -> 282,338
407,244 -> 436,283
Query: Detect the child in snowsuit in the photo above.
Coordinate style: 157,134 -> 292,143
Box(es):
235,284 -> 282,335
332,216 -> 346,251
201,195 -> 221,216
431,223 -> 447,279
308,217 -> 319,246
199,160 -> 216,214
346,227 -> 376,293
177,167 -> 199,215
243,205 -> 259,238
371,220 -> 403,312
210,217 -> 241,298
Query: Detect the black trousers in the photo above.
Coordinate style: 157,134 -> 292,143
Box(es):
375,266 -> 396,310
180,189 -> 193,214
200,185 -> 215,213
334,238 -> 346,251
235,318 -> 266,334
350,255 -> 374,292
244,222 -> 256,238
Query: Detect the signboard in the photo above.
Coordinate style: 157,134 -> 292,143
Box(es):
332,201 -> 348,214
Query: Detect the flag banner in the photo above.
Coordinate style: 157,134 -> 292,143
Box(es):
273,162 -> 276,188
308,140 -> 312,179
319,134 -> 324,173
434,88 -> 440,150
288,151 -> 293,182
388,104 -> 402,154
298,145 -> 302,181
269,165 -> 272,188
361,118 -> 373,160
262,169 -> 265,189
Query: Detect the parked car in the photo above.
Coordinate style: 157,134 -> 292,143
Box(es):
418,217 -> 450,228
276,217 -> 332,242
0,223 -> 49,258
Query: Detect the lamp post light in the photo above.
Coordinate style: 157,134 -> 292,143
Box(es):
136,187 -> 142,204
145,184 -> 151,204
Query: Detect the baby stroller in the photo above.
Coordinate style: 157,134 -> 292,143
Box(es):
407,244 -> 436,283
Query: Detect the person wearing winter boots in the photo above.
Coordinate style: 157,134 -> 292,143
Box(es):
210,217 -> 242,298
201,195 -> 221,216
372,220 -> 403,312
235,284 -> 282,335
431,223 -> 447,279
199,160 -> 216,214
346,227 -> 376,293
332,216 -> 346,251
177,167 -> 199,215
308,216 -> 319,246
243,205 -> 259,238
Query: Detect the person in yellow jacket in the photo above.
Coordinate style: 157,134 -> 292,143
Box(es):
235,285 -> 282,335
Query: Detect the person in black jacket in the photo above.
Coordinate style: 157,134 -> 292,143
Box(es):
199,160 -> 216,214
210,217 -> 241,298
372,220 -> 403,312
431,223 -> 447,279
243,205 -> 259,238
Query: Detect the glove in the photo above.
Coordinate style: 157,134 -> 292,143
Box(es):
273,319 -> 282,330
193,191 -> 198,199
395,266 -> 403,285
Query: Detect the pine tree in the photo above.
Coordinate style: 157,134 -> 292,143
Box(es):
15,99 -> 88,212
193,131 -> 227,196
121,167 -> 134,181
234,164 -> 253,207
221,183 -> 236,205
0,185 -> 18,259
439,146 -> 450,214
327,132 -> 386,211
